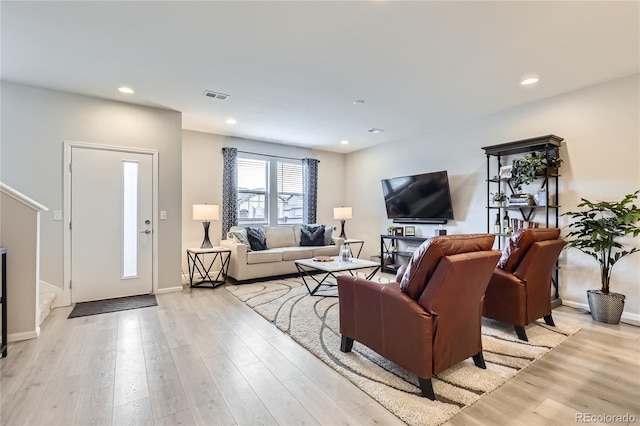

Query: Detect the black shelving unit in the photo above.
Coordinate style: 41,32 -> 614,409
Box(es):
380,234 -> 428,274
1,246 -> 7,358
482,135 -> 564,304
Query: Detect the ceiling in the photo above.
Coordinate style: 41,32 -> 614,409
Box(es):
2,1 -> 638,153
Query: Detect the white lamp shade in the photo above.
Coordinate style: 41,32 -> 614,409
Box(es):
193,204 -> 219,221
333,207 -> 353,220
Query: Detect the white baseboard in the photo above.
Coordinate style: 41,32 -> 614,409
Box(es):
8,327 -> 40,342
156,286 -> 183,294
562,300 -> 640,326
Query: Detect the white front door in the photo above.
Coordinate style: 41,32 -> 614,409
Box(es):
71,147 -> 154,302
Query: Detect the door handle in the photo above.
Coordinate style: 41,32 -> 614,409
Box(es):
140,229 -> 151,234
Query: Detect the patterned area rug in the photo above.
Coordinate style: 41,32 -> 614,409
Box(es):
68,294 -> 157,318
226,276 -> 580,426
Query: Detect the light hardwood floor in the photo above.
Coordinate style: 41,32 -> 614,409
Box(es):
1,283 -> 639,426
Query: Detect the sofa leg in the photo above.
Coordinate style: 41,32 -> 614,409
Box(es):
340,336 -> 354,353
472,351 -> 486,369
514,326 -> 528,341
418,377 -> 435,400
543,314 -> 555,327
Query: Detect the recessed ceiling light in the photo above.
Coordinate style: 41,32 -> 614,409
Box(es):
225,118 -> 237,125
118,87 -> 134,94
520,75 -> 540,86
340,140 -> 349,145
367,128 -> 384,133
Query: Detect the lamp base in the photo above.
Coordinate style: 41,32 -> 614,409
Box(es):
201,221 -> 213,248
338,219 -> 347,240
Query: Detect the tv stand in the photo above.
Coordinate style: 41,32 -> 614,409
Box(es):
380,234 -> 428,274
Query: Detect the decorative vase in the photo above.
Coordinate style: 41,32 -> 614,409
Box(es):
495,201 -> 504,208
587,289 -> 625,324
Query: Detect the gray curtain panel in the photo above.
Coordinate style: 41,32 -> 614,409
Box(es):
222,147 -> 238,238
302,158 -> 319,224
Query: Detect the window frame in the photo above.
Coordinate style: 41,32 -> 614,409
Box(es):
236,154 -> 304,227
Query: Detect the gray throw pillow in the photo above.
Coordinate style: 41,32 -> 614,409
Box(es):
324,226 -> 335,245
300,224 -> 325,246
228,230 -> 252,251
245,227 -> 268,251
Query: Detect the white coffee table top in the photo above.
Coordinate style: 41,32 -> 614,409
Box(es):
295,256 -> 379,273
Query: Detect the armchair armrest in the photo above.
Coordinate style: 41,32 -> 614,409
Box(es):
483,268 -> 527,326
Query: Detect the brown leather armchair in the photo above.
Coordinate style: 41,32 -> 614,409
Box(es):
483,228 -> 565,341
337,234 -> 501,400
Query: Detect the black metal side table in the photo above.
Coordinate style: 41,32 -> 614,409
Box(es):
1,246 -> 7,357
187,247 -> 231,288
344,239 -> 365,258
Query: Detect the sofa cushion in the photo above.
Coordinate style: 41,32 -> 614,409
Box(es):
312,245 -> 340,257
246,226 -> 268,251
266,226 -> 296,249
400,234 -> 495,300
300,224 -> 326,246
498,228 -> 561,272
280,247 -> 314,261
228,229 -> 252,251
247,249 -> 282,264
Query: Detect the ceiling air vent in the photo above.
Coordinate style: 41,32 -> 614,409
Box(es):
367,128 -> 384,133
203,90 -> 230,101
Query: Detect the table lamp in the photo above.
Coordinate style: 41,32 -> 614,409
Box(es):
333,207 -> 352,239
193,204 -> 219,248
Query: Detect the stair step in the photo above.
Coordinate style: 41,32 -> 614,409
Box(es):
39,290 -> 56,325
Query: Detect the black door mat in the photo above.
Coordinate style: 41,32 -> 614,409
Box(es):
68,294 -> 157,318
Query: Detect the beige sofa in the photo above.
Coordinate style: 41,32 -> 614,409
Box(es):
220,225 -> 344,282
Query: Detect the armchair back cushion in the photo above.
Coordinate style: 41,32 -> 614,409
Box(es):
400,233 -> 496,300
498,228 -> 561,272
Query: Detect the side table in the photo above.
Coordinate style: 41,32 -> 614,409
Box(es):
344,239 -> 364,259
186,247 -> 231,288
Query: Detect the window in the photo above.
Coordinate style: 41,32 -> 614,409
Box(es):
122,161 -> 138,278
237,158 -> 268,224
237,155 -> 303,226
277,161 -> 303,224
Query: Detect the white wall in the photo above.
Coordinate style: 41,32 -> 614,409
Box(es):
0,193 -> 40,339
346,74 -> 640,321
181,130 -> 346,275
1,81 -> 183,297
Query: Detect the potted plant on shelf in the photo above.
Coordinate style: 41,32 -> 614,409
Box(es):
511,151 -> 563,191
490,191 -> 508,207
387,225 -> 395,235
563,191 -> 640,324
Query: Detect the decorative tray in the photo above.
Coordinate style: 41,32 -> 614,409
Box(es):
312,256 -> 334,262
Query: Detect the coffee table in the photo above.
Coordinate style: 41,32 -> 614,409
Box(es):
295,256 -> 381,297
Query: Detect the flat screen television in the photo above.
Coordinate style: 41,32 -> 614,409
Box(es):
381,170 -> 454,224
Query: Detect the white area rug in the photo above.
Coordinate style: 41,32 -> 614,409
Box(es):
226,276 -> 580,426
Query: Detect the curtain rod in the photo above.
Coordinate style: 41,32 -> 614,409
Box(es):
235,150 -> 319,163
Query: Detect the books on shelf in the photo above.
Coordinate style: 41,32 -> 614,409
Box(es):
511,219 -> 540,232
508,193 -> 535,206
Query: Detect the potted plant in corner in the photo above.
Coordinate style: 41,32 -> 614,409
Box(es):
490,191 -> 508,207
511,151 -> 563,191
563,191 -> 640,324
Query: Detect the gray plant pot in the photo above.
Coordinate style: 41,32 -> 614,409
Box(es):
587,290 -> 625,324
